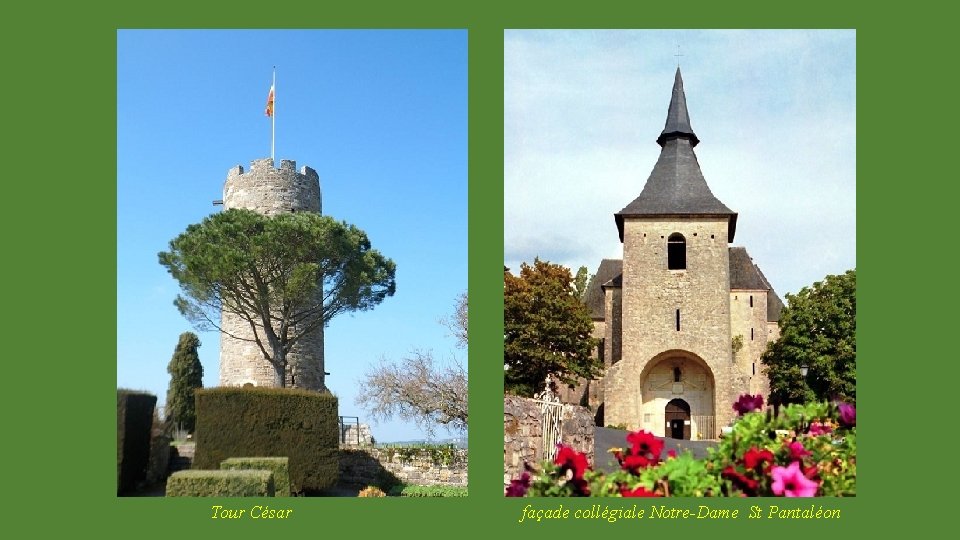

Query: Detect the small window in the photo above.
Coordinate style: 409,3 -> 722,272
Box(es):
667,233 -> 686,270
673,367 -> 682,382
751,328 -> 754,340
752,363 -> 756,375
749,295 -> 753,307
676,309 -> 681,331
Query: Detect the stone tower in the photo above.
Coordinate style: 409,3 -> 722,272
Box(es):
218,157 -> 327,391
602,68 -> 746,436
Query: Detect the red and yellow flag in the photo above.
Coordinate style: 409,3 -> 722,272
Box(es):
264,85 -> 275,117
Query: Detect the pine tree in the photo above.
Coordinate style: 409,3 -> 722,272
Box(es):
165,332 -> 203,433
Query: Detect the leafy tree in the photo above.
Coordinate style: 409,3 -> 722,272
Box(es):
761,269 -> 856,405
504,259 -> 602,396
573,266 -> 591,301
165,332 -> 203,433
357,294 -> 468,435
159,208 -> 396,387
356,350 -> 467,436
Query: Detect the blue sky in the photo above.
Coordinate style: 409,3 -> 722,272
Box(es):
505,30 -> 855,298
117,30 -> 467,443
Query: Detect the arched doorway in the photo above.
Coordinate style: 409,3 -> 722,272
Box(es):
665,398 -> 691,440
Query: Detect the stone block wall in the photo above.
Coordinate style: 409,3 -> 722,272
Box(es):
503,395 -> 594,486
607,217 -> 742,433
731,289 -> 772,397
339,447 -> 467,487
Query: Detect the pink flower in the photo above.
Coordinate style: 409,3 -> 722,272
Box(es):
733,394 -> 764,415
771,461 -> 819,497
838,402 -> 856,427
505,472 -> 530,497
808,422 -> 833,436
786,441 -> 811,461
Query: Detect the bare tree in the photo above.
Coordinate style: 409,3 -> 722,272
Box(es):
440,292 -> 468,349
356,350 -> 467,436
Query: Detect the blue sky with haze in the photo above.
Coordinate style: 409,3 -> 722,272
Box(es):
505,30 -> 856,298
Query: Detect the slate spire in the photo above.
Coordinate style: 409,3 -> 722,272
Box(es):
615,67 -> 737,242
657,67 -> 699,147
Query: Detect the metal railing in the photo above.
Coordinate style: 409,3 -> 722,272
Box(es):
339,415 -> 361,445
531,396 -> 564,461
691,415 -> 716,440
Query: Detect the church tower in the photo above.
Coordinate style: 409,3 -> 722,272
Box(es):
217,157 -> 327,392
602,68 -> 745,437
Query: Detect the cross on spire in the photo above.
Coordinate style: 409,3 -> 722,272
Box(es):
675,45 -> 684,67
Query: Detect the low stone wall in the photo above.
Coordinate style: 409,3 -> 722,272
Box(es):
339,447 -> 467,488
503,395 -> 594,486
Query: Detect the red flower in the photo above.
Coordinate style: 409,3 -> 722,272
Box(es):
554,445 -> 590,480
733,394 -> 764,415
620,454 -> 651,474
505,472 -> 530,497
721,465 -> 758,496
743,447 -> 775,471
626,430 -> 664,459
620,485 -> 661,497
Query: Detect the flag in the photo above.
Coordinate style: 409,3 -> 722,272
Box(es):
264,85 -> 275,117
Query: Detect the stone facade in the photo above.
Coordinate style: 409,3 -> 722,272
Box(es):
578,69 -> 783,439
219,158 -> 326,391
339,448 -> 468,487
503,395 -> 594,486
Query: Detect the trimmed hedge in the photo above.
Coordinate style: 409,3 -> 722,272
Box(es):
221,457 -> 291,497
194,387 -> 338,493
389,484 -> 469,497
166,470 -> 275,497
117,390 -> 157,494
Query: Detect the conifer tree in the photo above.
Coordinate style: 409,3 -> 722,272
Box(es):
165,332 -> 203,433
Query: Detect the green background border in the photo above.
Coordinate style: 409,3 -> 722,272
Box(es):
8,0 -> 947,536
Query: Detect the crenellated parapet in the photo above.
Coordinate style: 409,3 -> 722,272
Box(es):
224,158 -> 321,215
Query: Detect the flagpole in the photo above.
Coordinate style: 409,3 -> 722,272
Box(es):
271,66 -> 276,161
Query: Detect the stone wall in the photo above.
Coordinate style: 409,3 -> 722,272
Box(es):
219,157 -> 326,391
503,395 -> 594,486
339,447 -> 467,488
340,424 -> 374,446
730,289 -> 772,397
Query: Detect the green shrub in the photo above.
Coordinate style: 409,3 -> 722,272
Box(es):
165,470 -> 275,497
117,390 -> 157,494
221,457 -> 291,497
389,484 -> 468,497
193,387 -> 338,493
